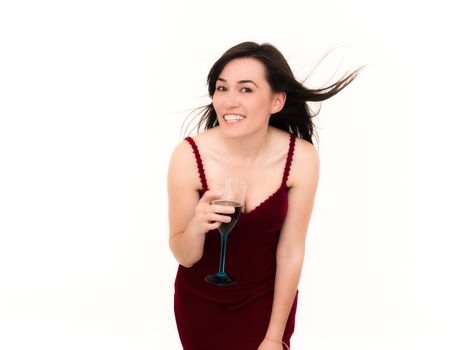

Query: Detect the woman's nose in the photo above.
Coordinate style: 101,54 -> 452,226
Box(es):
223,92 -> 240,109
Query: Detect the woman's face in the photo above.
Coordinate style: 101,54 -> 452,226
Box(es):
212,57 -> 284,138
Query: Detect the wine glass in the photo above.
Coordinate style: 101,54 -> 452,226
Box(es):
205,178 -> 247,286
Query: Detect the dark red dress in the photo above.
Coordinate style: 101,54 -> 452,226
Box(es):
174,134 -> 298,350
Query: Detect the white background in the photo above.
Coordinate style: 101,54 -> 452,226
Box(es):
1,0 -> 466,349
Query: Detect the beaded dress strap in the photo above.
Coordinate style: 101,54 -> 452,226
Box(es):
281,133 -> 296,187
185,137 -> 208,191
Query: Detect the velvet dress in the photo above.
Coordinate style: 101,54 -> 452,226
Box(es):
174,133 -> 298,350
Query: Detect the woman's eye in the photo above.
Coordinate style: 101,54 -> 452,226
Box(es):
216,86 -> 226,92
240,87 -> 252,93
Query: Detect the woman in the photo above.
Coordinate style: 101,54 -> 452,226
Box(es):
167,42 -> 360,349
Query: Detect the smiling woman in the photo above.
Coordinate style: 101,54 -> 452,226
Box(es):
167,41 -> 361,350
212,57 -> 286,138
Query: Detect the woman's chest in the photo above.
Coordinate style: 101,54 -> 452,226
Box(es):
203,156 -> 287,214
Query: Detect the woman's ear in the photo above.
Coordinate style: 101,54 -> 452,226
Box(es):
270,92 -> 286,114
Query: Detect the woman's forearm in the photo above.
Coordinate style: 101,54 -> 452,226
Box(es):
169,221 -> 206,268
265,256 -> 304,341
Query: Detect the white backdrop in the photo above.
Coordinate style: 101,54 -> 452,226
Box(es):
1,0 -> 466,349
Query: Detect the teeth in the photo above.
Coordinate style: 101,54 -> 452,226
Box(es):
224,114 -> 245,122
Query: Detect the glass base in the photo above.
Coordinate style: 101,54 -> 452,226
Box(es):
205,272 -> 237,286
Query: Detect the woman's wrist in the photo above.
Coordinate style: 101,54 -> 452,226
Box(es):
265,335 -> 282,343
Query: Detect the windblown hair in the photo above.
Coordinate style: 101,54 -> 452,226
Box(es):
188,41 -> 363,145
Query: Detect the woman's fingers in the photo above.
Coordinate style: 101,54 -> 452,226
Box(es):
210,203 -> 235,215
199,190 -> 223,204
195,190 -> 237,233
207,213 -> 232,223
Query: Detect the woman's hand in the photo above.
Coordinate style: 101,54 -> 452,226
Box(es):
257,337 -> 287,350
188,190 -> 235,235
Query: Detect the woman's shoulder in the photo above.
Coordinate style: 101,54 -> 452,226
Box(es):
169,129 -> 219,177
269,127 -> 317,158
171,128 -> 216,156
188,127 -> 218,145
287,134 -> 320,188
168,137 -> 204,191
268,127 -> 293,153
185,128 -> 225,161
294,136 -> 318,160
169,136 -> 194,162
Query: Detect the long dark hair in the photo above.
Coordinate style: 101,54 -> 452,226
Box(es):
187,41 -> 363,145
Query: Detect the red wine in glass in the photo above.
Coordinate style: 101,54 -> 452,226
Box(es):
205,179 -> 246,286
213,200 -> 243,235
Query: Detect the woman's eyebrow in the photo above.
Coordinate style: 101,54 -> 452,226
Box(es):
217,77 -> 258,87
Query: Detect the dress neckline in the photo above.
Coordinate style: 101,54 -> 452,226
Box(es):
188,133 -> 296,216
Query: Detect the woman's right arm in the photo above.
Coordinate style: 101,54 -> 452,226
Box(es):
167,141 -> 234,268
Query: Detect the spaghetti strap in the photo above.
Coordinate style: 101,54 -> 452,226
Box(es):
185,137 -> 208,191
281,133 -> 296,187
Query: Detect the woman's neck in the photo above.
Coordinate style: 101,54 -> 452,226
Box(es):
217,126 -> 272,165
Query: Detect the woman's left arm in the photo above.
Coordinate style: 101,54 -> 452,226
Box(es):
259,140 -> 320,349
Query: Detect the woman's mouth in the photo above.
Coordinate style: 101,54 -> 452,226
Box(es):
223,114 -> 246,123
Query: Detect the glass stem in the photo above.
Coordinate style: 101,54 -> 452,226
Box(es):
218,233 -> 229,275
